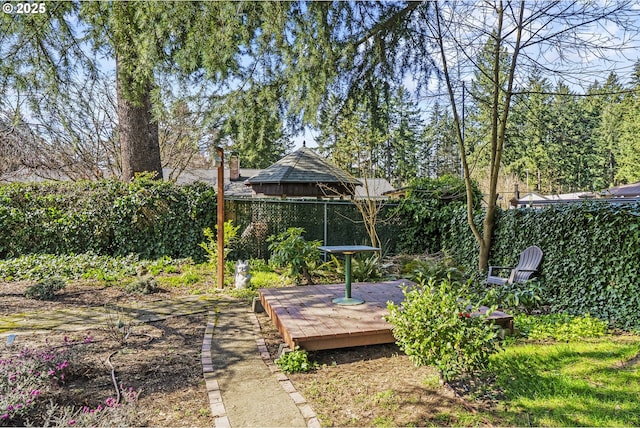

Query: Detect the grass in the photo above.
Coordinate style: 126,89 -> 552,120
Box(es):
488,336 -> 640,426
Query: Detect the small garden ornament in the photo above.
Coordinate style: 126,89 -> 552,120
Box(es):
234,260 -> 251,289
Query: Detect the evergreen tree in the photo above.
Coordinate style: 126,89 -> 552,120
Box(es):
616,62 -> 640,183
504,71 -> 553,192
380,87 -> 425,187
422,103 -> 460,178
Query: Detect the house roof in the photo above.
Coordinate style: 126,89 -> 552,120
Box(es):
354,178 -> 395,199
602,182 -> 640,198
245,147 -> 361,186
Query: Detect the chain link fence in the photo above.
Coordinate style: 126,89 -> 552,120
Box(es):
225,198 -> 400,260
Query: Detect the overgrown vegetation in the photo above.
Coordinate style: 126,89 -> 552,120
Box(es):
198,220 -> 241,268
442,202 -> 640,330
0,253 -> 188,283
514,313 -> 608,341
0,177 -> 216,261
393,175 -> 482,254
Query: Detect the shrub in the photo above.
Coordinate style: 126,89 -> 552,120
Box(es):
267,228 -> 321,284
0,335 -> 91,424
275,348 -> 318,374
0,178 -> 216,261
386,277 -> 500,381
249,271 -> 286,288
481,279 -> 546,314
321,254 -> 382,283
125,276 -> 159,295
198,220 -> 241,268
393,175 -> 482,254
401,256 -> 467,285
24,278 -> 66,301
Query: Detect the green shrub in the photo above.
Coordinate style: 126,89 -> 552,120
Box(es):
515,313 -> 608,341
249,271 -> 286,288
248,259 -> 272,272
321,254 -> 382,283
275,348 -> 318,374
351,254 -> 383,282
393,175 -> 482,254
24,278 -> 66,300
401,256 -> 467,285
0,177 -> 216,261
481,279 -> 545,314
125,276 -> 159,294
198,220 -> 240,267
386,277 -> 500,381
267,228 -> 321,284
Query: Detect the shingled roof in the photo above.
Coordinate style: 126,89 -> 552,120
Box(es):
246,147 -> 362,198
602,181 -> 640,198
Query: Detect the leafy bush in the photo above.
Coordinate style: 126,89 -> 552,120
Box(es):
24,278 -> 66,301
401,256 -> 467,285
249,271 -> 287,288
514,313 -> 608,341
125,276 -> 159,294
0,253 -> 190,283
386,277 -> 500,381
0,177 -> 216,261
321,254 -> 382,283
351,254 -> 383,282
198,220 -> 241,267
267,228 -> 321,284
482,279 -> 545,314
275,348 -> 318,374
393,175 -> 482,254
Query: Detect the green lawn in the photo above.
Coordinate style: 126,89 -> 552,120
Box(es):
490,336 -> 640,426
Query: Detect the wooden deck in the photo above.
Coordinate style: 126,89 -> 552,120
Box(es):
259,280 -> 413,351
259,280 -> 514,351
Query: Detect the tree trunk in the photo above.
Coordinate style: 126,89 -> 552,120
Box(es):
479,202 -> 497,271
116,56 -> 162,181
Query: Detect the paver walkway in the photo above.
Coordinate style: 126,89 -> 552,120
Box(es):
0,296 -> 317,428
0,295 -> 217,335
203,301 -> 317,427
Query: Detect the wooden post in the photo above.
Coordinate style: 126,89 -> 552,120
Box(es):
217,147 -> 224,289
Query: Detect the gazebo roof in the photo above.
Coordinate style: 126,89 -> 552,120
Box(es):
246,147 -> 361,186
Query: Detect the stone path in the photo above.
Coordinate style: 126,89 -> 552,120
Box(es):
0,296 -> 318,428
0,295 -> 216,335
202,301 -> 318,428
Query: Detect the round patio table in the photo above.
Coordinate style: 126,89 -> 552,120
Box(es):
318,245 -> 380,305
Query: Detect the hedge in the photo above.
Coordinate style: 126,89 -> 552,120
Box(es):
0,177 -> 216,261
392,175 -> 482,254
442,202 -> 640,331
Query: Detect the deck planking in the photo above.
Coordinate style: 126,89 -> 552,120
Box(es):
259,279 -> 413,351
259,280 -> 515,351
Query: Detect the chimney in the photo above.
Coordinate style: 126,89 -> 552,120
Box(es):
229,152 -> 240,181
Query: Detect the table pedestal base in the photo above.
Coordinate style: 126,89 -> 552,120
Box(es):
332,296 -> 365,305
